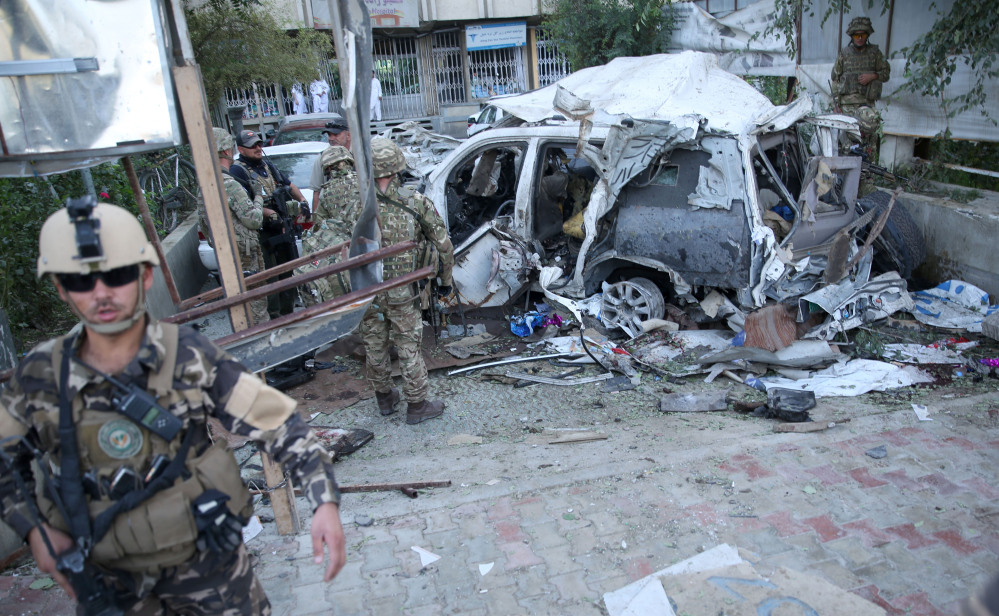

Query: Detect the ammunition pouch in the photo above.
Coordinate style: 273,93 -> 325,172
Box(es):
40,441 -> 251,573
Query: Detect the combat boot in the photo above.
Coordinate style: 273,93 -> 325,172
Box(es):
406,399 -> 444,425
376,388 -> 401,416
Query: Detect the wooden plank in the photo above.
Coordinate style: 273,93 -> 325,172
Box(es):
261,451 -> 300,535
171,64 -> 251,332
172,63 -> 299,535
549,432 -> 609,444
774,421 -> 837,433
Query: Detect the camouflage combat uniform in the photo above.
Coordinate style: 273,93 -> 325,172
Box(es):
222,172 -> 268,325
297,146 -> 361,306
831,36 -> 890,153
230,159 -> 301,319
359,178 -> 455,403
0,321 -> 339,614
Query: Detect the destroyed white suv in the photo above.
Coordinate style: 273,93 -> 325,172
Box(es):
420,52 -> 919,339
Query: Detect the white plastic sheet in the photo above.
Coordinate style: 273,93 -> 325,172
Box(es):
760,358 -> 933,398
911,280 -> 999,333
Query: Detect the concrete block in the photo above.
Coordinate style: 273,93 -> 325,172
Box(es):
147,211 -> 209,319
895,188 -> 999,300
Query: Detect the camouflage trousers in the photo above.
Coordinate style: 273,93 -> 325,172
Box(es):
240,244 -> 269,326
107,544 -> 270,615
841,103 -> 883,159
359,285 -> 429,403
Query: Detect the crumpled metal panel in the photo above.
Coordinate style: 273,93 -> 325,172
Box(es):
224,299 -> 372,373
612,146 -> 752,289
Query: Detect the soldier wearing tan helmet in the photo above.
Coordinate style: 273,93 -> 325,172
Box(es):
0,198 -> 346,613
359,138 -> 455,424
296,145 -> 360,307
831,16 -> 891,161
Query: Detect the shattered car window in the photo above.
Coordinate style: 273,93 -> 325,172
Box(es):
446,143 -> 526,246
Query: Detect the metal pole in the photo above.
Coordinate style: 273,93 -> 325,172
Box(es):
165,240 -> 417,324
122,157 -> 182,307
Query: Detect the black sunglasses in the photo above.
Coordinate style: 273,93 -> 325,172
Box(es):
57,265 -> 140,293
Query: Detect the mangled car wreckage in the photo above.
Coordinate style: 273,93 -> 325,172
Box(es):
420,52 -> 922,339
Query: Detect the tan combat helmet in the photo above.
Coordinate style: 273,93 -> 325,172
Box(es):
371,138 -> 407,178
213,127 -> 235,153
846,16 -> 874,36
38,198 -> 158,333
321,145 -> 354,174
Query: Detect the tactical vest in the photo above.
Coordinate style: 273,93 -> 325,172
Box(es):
378,188 -> 439,285
35,323 -> 252,573
834,44 -> 884,105
234,160 -> 278,197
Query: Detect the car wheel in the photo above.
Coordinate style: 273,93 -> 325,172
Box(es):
856,190 -> 926,279
601,277 -> 666,338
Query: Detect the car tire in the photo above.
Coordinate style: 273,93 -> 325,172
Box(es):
855,190 -> 926,279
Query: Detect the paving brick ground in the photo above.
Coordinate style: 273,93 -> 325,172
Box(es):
2,371 -> 997,615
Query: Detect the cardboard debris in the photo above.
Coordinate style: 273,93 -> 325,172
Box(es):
883,342 -> 976,364
603,544 -> 744,616
698,340 -> 843,369
743,303 -> 798,352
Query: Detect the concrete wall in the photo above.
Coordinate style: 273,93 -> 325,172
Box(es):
147,212 -> 210,319
899,187 -> 999,302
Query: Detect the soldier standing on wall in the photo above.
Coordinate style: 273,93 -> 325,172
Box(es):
830,16 -> 891,162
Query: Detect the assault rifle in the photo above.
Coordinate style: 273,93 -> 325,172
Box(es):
0,437 -> 124,616
849,144 -> 908,184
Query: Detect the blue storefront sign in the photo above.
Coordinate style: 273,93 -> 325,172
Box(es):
466,22 -> 527,51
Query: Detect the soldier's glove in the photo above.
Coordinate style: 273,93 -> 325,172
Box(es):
298,201 -> 311,220
192,489 -> 247,553
435,285 -> 452,298
249,179 -> 264,200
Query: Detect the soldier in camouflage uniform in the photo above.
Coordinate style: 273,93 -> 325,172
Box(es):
361,138 -> 455,424
207,127 -> 269,325
297,145 -> 361,307
308,119 -> 352,214
831,16 -> 891,160
0,201 -> 346,614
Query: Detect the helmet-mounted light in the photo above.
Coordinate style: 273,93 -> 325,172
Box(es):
65,196 -> 104,264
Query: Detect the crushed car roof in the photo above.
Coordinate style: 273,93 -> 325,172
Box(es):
491,51 -> 783,136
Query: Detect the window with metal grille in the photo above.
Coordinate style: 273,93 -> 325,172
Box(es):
534,28 -> 571,87
469,47 -> 527,99
373,36 -> 426,120
430,31 -> 466,108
